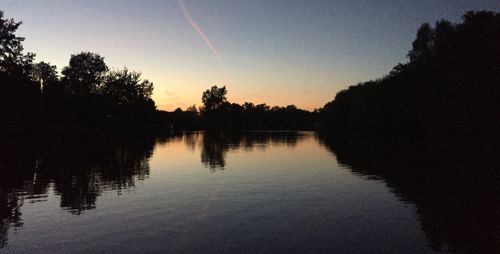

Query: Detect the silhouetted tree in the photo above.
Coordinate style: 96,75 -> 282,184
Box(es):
189,85 -> 315,130
407,23 -> 433,63
319,10 -> 500,151
61,52 -> 108,96
31,61 -> 57,90
0,11 -> 34,76
0,10 -> 167,132
102,68 -> 153,105
0,11 -> 40,131
201,85 -> 227,111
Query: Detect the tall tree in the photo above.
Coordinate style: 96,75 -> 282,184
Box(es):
61,52 -> 108,96
320,11 -> 500,149
407,23 -> 433,63
201,85 -> 227,111
0,10 -> 34,75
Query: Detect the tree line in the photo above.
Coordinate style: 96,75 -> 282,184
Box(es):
2,9 -> 498,136
0,10 -> 158,133
318,11 -> 500,150
161,85 -> 316,130
0,10 -> 316,133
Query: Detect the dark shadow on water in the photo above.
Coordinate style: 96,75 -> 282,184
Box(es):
317,133 -> 500,254
0,130 -> 305,247
193,131 -> 305,171
0,131 -> 171,247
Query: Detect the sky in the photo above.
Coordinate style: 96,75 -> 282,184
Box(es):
1,0 -> 499,111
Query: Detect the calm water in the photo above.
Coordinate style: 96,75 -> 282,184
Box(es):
0,132 -> 499,253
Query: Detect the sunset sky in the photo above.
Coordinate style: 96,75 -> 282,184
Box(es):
1,0 -> 499,111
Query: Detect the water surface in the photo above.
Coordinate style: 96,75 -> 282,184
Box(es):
1,132 -> 497,253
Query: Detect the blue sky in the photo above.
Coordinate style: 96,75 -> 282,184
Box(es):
1,0 -> 499,110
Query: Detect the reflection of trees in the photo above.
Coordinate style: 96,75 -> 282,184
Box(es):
183,132 -> 200,151
318,134 -> 500,254
0,131 -> 164,246
0,135 -> 39,248
200,133 -> 229,169
195,132 -> 305,170
36,133 -> 157,214
0,136 -> 36,248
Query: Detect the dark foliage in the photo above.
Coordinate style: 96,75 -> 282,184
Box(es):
202,85 -> 227,111
317,13 -> 500,251
160,86 -> 316,131
319,11 -> 500,151
0,11 -> 159,132
1,10 -> 313,132
61,52 -> 108,96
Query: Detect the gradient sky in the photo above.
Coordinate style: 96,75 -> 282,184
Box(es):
1,0 -> 499,110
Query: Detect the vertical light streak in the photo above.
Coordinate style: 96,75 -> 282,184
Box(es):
178,0 -> 228,78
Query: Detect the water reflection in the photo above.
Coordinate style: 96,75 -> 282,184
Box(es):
197,131 -> 304,170
0,131 -> 305,248
318,134 -> 500,253
0,132 -> 164,246
1,131 -> 499,253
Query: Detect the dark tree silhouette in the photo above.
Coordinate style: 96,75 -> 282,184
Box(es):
31,61 -> 57,90
0,10 -> 23,62
407,23 -> 433,63
0,11 -> 40,132
1,9 -> 315,132
169,85 -> 317,131
201,85 -> 227,111
102,68 -> 153,105
0,11 -> 34,76
319,11 -> 500,152
61,52 -> 108,96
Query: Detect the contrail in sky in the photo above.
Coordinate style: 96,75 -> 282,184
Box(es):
178,0 -> 228,76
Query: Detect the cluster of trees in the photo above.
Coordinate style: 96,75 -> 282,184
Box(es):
44,53 -> 157,127
0,11 -> 157,132
319,11 -> 500,149
162,85 -> 316,130
1,10 -> 315,132
8,9 -> 497,137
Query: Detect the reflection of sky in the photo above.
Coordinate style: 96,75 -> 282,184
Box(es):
1,0 -> 498,110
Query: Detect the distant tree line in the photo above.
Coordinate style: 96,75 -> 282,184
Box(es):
161,85 -> 316,130
319,11 -> 500,150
